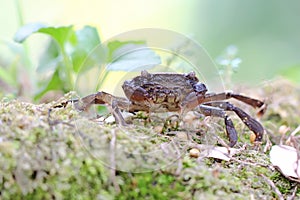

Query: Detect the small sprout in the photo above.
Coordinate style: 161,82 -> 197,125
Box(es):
216,45 -> 242,88
189,148 -> 200,158
278,125 -> 290,135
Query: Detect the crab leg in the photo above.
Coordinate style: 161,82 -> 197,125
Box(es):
203,92 -> 267,116
73,92 -> 133,126
198,105 -> 238,147
72,92 -> 113,110
203,101 -> 264,143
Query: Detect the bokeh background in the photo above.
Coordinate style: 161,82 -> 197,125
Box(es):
1,0 -> 300,90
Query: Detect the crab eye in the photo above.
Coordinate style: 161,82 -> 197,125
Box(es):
187,71 -> 195,77
185,71 -> 199,82
141,70 -> 151,77
194,82 -> 207,94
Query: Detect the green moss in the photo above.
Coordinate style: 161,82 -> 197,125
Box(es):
269,172 -> 299,196
0,95 -> 111,199
117,172 -> 186,200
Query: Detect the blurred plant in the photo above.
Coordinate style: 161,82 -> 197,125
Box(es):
0,0 -> 34,99
216,45 -> 242,88
9,1 -> 160,101
14,24 -> 102,100
8,0 -> 160,101
0,43 -> 19,96
14,24 -> 160,101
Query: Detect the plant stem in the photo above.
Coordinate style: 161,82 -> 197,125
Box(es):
61,47 -> 74,91
14,0 -> 36,94
225,63 -> 232,88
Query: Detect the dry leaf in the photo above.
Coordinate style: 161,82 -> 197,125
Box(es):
270,145 -> 300,182
200,146 -> 240,161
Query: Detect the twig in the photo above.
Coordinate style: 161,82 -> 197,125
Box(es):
287,186 -> 298,200
260,174 -> 284,200
286,125 -> 300,146
286,125 -> 300,178
229,157 -> 270,168
289,125 -> 300,137
263,133 -> 273,153
109,130 -> 120,194
173,140 -> 183,176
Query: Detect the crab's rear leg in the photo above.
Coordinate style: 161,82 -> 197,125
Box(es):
198,105 -> 238,147
73,92 -> 131,126
203,101 -> 264,143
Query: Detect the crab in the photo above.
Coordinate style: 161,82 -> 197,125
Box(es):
74,70 -> 266,147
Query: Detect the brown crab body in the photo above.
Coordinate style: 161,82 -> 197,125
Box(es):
122,70 -> 207,112
74,70 -> 266,147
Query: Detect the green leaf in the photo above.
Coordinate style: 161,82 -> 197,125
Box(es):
106,41 -> 161,71
34,69 -> 64,100
22,25 -> 76,92
14,24 -> 105,100
71,26 -> 102,72
37,40 -> 62,73
14,23 -> 75,49
38,26 -> 75,49
13,22 -> 47,43
75,26 -> 101,52
107,40 -> 144,62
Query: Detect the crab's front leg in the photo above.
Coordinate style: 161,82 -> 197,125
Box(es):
74,92 -> 131,126
198,105 -> 238,147
204,101 -> 264,143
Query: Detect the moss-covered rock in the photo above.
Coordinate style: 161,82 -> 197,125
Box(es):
0,95 -> 111,199
0,79 -> 299,199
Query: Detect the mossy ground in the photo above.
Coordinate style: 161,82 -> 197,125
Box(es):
0,78 -> 299,199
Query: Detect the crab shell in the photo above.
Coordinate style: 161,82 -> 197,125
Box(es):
122,70 -> 207,112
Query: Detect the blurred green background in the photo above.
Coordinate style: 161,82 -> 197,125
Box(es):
1,0 -> 299,99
